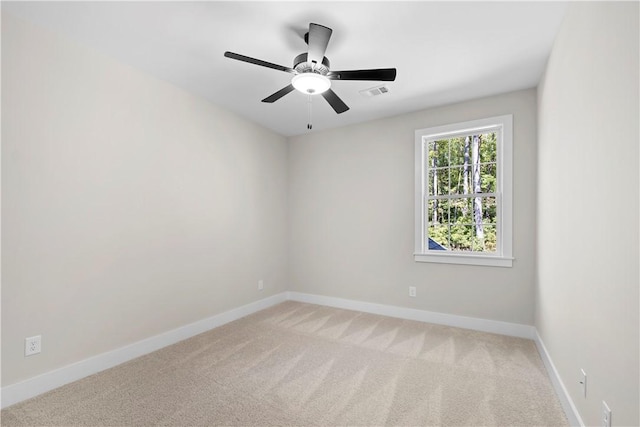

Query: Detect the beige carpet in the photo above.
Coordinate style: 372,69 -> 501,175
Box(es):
2,301 -> 568,426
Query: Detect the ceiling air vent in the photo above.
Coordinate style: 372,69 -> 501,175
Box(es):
360,85 -> 390,97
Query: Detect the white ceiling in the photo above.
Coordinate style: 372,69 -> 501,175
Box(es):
4,1 -> 568,137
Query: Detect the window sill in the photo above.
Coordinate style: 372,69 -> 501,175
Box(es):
414,253 -> 513,268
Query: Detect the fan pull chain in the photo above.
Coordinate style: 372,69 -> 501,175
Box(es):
307,95 -> 313,130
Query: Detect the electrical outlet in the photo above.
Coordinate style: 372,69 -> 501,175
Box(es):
602,401 -> 611,427
25,335 -> 41,356
580,369 -> 587,397
409,286 -> 416,297
258,279 -> 264,291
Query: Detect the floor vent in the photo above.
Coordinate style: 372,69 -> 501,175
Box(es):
360,85 -> 390,97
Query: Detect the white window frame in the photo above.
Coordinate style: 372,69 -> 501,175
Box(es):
414,115 -> 513,267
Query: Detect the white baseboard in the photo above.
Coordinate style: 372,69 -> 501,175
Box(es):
286,291 -> 536,339
1,292 -> 287,409
534,330 -> 584,427
289,292 -> 584,425
2,289 -> 580,427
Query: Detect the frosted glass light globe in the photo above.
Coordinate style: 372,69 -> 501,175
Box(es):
292,73 -> 331,95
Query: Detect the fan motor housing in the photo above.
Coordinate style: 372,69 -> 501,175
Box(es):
294,53 -> 330,75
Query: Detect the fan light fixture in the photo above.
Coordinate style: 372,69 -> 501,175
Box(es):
224,22 -> 397,119
292,73 -> 331,95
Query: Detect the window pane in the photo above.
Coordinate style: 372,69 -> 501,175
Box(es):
482,225 -> 497,252
427,168 -> 455,198
450,224 -> 473,251
448,137 -> 467,167
428,224 -> 449,250
449,166 -> 462,195
481,196 -> 497,223
434,168 -> 450,196
469,196 -> 489,223
427,140 -> 436,168
423,222 -> 504,256
426,199 -> 435,225
480,163 -> 497,193
480,132 -> 497,163
468,224 -> 497,253
448,198 -> 470,225
441,198 -> 451,223
427,170 -> 435,196
426,198 -> 449,225
432,139 -> 449,167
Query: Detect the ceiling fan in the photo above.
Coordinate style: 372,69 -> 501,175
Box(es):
224,23 -> 397,115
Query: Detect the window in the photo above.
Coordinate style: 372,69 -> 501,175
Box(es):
414,115 -> 513,267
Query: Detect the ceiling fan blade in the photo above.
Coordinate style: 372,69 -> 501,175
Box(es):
262,84 -> 295,103
328,68 -> 397,81
224,51 -> 295,74
321,89 -> 349,114
307,23 -> 333,65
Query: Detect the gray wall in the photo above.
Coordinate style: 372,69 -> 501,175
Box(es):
4,5 -> 639,425
536,2 -> 639,426
2,14 -> 288,386
288,89 -> 538,325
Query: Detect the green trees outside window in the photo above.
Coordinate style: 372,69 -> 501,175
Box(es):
426,131 -> 497,252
